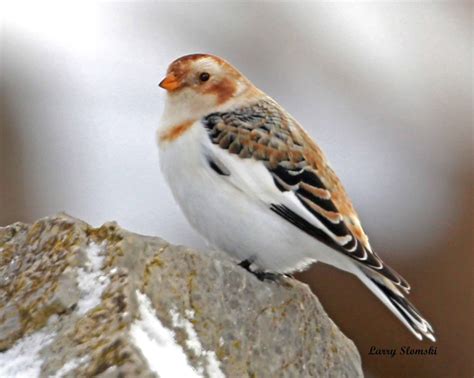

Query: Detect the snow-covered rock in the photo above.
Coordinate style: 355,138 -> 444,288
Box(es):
0,214 -> 362,377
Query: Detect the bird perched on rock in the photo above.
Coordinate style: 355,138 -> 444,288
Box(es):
157,53 -> 435,341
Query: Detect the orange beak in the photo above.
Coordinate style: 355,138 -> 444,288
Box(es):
159,72 -> 181,91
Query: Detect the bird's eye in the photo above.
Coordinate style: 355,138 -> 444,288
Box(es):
199,72 -> 210,82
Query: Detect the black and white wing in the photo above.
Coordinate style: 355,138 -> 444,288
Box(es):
201,99 -> 410,293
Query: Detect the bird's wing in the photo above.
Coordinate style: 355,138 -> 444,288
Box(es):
202,98 -> 410,293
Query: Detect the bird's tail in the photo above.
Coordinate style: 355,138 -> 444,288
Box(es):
357,268 -> 436,342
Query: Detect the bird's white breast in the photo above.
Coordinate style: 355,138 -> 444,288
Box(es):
157,120 -> 355,274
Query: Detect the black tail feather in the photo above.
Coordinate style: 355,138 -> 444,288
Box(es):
370,278 -> 435,341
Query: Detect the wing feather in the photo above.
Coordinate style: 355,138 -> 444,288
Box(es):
202,99 -> 410,293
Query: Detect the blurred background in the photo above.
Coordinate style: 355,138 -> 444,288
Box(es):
1,1 -> 472,376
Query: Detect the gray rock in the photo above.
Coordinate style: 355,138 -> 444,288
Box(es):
0,214 -> 363,377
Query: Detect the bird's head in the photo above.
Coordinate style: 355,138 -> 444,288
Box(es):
159,54 -> 258,121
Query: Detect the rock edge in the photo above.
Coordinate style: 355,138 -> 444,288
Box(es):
0,214 -> 363,377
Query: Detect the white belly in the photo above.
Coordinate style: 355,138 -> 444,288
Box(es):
158,122 -> 352,274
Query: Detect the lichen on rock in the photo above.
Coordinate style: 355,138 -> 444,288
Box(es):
0,214 -> 363,377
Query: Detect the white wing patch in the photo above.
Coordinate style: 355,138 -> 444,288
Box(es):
204,141 -> 353,247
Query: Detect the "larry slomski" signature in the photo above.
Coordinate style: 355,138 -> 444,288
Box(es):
368,346 -> 438,358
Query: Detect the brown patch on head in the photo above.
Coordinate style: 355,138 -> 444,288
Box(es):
166,53 -> 228,78
159,120 -> 195,143
168,54 -> 206,74
202,77 -> 237,105
169,53 -> 226,67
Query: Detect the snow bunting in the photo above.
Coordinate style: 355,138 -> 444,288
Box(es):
157,53 -> 435,341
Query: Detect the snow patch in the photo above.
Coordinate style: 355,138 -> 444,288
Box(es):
185,309 -> 195,319
130,291 -> 201,378
0,330 -> 55,378
76,242 -> 109,315
52,355 -> 89,378
170,309 -> 202,356
205,351 -> 226,378
170,309 -> 225,378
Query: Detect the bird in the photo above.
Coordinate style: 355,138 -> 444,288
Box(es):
156,53 -> 435,342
